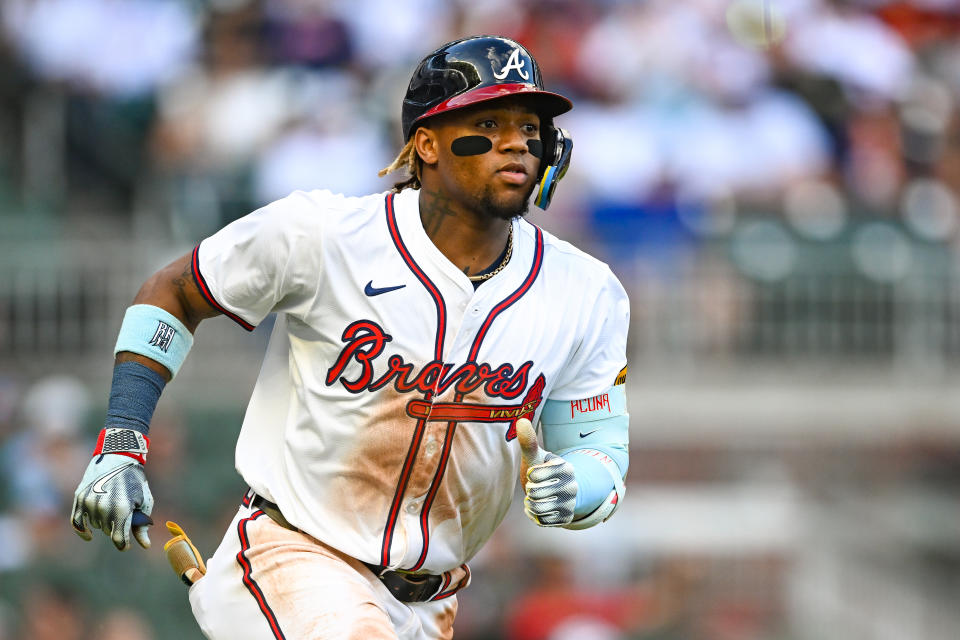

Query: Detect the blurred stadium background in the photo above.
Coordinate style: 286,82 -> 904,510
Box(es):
2,0 -> 960,638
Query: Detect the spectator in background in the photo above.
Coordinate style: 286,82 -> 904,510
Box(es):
1,0 -> 196,98
504,555 -> 647,640
784,0 -> 915,102
0,376 -> 91,567
150,4 -> 295,237
564,0 -> 833,278
332,0 -> 454,70
262,0 -> 353,69
0,0 -> 198,212
250,71 -> 394,204
97,607 -> 156,640
16,584 -> 84,640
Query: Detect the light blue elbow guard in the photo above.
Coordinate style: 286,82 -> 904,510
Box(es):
114,304 -> 194,378
541,382 -> 629,530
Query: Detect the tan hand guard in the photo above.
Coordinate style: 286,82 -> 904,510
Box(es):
164,521 -> 207,586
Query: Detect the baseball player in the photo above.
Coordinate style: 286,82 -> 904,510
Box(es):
70,36 -> 630,639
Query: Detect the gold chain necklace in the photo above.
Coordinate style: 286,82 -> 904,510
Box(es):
468,225 -> 513,283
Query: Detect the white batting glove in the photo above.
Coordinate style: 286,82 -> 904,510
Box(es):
516,418 -> 578,527
71,428 -> 154,551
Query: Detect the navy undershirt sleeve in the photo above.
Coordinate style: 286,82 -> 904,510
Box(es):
104,361 -> 167,435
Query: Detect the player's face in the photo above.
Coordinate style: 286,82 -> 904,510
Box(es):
430,98 -> 541,220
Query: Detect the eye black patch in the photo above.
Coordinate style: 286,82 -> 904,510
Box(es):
527,139 -> 543,158
451,136 -> 493,156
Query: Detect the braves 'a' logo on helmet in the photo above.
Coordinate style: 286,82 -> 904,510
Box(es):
492,47 -> 530,81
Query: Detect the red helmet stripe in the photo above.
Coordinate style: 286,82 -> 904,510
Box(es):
414,83 -> 572,128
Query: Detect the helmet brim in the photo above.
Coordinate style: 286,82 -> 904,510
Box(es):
407,83 -> 572,139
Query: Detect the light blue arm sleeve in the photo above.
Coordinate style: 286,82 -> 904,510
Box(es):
565,440 -> 629,517
540,380 -> 629,517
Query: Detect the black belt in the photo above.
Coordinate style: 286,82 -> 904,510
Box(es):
250,494 -> 298,531
247,493 -> 444,603
359,561 -> 445,603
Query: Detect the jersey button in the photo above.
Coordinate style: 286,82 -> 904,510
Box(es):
424,441 -> 438,455
406,501 -> 420,514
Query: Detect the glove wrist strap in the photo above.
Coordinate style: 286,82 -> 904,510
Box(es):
561,448 -> 626,531
94,427 -> 150,465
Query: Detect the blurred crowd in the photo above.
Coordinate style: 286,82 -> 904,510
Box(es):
0,374 -> 204,640
0,373 -> 787,640
3,1 -> 960,639
0,0 -> 959,265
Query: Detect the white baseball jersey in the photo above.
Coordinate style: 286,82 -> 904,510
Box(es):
191,187 -> 629,584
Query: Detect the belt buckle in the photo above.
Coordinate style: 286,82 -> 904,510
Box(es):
396,571 -> 443,602
363,561 -> 391,579
422,575 -> 444,602
368,564 -> 443,602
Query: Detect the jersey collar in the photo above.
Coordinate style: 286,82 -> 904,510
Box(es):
392,188 -> 532,297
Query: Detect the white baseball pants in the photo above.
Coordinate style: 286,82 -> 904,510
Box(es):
188,504 -> 456,640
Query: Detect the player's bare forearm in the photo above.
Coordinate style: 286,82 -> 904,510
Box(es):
116,253 -> 221,381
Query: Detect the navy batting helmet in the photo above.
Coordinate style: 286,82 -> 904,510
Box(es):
401,36 -> 574,210
401,35 -> 572,141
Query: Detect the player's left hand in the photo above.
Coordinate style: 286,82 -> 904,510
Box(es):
516,418 -> 577,527
70,428 -> 154,551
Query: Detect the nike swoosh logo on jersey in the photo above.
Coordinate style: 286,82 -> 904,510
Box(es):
92,463 -> 136,494
579,429 -> 599,438
364,281 -> 406,296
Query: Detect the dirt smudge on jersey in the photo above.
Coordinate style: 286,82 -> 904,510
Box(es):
432,598 -> 458,640
426,397 -> 517,560
328,389 -> 425,534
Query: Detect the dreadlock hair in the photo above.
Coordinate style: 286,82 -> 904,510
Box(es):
378,137 -> 422,191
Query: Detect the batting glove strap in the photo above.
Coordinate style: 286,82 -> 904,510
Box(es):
94,427 -> 150,465
523,453 -> 578,527
563,488 -> 620,530
561,448 -> 627,531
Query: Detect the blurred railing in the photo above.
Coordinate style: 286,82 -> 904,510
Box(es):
613,220 -> 960,370
0,238 -> 269,404
2,218 -> 960,387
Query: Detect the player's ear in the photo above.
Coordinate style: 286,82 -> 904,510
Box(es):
413,127 -> 440,166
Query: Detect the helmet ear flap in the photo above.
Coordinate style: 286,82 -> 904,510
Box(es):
534,124 -> 572,210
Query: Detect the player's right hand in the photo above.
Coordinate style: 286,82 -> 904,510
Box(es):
516,418 -> 578,527
70,427 -> 154,551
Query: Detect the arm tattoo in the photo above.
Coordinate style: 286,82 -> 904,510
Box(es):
172,262 -> 192,298
171,262 -> 200,327
420,188 -> 458,238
